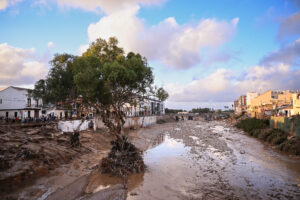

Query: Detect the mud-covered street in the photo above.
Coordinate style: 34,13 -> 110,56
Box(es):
2,119 -> 300,200
128,120 -> 300,200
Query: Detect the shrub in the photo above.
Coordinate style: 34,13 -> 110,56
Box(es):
265,129 -> 288,145
236,118 -> 269,133
279,137 -> 300,155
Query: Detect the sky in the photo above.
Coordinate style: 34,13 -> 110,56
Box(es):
0,0 -> 300,110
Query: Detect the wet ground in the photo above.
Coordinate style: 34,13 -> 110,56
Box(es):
3,120 -> 300,200
127,120 -> 300,200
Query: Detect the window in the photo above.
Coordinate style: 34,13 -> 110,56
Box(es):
35,99 -> 38,107
0,99 -> 2,104
15,112 -> 17,118
27,98 -> 31,107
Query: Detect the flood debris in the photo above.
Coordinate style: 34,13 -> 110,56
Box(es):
100,136 -> 145,177
0,123 -> 92,195
70,131 -> 81,147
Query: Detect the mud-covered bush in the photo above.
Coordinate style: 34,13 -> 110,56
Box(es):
265,129 -> 288,145
279,137 -> 300,155
236,118 -> 269,133
101,135 -> 145,177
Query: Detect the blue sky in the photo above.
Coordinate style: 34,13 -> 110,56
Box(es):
1,0 -> 299,109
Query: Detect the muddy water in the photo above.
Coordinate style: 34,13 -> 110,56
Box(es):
127,120 -> 300,200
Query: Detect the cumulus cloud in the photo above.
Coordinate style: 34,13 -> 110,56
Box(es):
0,0 -> 23,10
165,68 -> 235,102
86,4 -> 238,69
235,63 -> 299,93
56,0 -> 165,13
260,38 -> 300,66
56,0 -> 238,69
165,63 -> 300,108
0,43 -> 48,85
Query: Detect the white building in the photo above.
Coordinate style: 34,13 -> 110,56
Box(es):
123,97 -> 165,117
0,86 -> 42,119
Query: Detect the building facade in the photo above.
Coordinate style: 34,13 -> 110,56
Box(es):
234,95 -> 247,115
0,86 -> 42,119
243,90 -> 300,118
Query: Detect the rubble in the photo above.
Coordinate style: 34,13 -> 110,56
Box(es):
0,123 -> 92,194
100,136 -> 145,177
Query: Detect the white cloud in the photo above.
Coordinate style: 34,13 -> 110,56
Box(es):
165,68 -> 235,103
85,4 -> 238,69
78,44 -> 89,55
47,41 -> 55,48
260,38 -> 300,66
165,63 -> 300,109
0,43 -> 48,85
0,0 -> 23,10
235,63 -> 299,93
56,0 -> 165,14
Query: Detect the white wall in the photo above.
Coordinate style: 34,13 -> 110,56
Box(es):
0,87 -> 28,110
0,87 -> 43,119
58,120 -> 91,132
94,115 -> 161,130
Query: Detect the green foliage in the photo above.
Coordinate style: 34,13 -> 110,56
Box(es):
32,37 -> 168,137
236,118 -> 269,133
237,118 -> 300,155
190,108 -> 212,113
31,54 -> 77,107
156,87 -> 169,102
279,136 -> 300,155
165,108 -> 184,114
82,37 -> 124,63
264,129 -> 288,145
74,51 -> 154,109
29,79 -> 47,104
74,37 -> 159,135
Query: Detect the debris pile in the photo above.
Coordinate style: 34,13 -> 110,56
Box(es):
0,123 -> 91,194
101,135 -> 145,177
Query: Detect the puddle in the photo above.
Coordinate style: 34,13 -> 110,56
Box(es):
128,135 -> 197,200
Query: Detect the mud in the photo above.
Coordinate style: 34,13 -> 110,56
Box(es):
128,120 -> 300,200
1,120 -> 300,200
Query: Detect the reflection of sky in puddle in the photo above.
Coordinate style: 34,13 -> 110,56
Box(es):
144,135 -> 190,163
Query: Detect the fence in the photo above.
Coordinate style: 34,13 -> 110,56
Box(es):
270,116 -> 300,136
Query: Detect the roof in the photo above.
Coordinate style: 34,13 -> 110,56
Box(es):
0,86 -> 30,92
0,86 -> 8,91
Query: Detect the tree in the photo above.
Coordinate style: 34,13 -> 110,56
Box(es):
74,50 -> 154,140
73,38 -> 166,177
156,87 -> 169,102
31,54 -> 78,117
29,79 -> 47,105
32,37 -> 168,177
